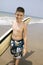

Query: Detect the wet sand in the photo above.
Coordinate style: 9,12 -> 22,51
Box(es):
0,23 -> 43,65
0,25 -> 11,37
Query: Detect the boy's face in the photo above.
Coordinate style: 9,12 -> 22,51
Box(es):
15,11 -> 24,22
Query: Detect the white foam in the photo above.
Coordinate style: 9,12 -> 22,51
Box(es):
29,19 -> 43,24
0,16 -> 15,25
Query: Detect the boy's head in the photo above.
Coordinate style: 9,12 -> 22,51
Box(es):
16,7 -> 25,14
15,7 -> 25,22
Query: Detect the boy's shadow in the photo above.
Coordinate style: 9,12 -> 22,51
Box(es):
6,50 -> 35,65
19,50 -> 34,65
19,58 -> 32,65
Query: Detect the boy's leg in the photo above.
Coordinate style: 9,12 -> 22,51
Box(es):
13,56 -> 20,65
15,59 -> 20,65
13,57 -> 16,65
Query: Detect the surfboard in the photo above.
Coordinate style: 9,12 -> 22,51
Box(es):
0,17 -> 31,56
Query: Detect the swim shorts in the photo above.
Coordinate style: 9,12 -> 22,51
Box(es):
10,39 -> 24,59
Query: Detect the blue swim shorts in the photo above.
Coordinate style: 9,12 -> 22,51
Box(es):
10,39 -> 24,59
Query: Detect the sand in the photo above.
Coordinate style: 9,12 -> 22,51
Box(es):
0,23 -> 43,65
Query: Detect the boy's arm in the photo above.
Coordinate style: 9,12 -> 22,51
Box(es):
23,23 -> 27,55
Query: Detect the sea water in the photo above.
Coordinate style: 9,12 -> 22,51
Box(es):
0,11 -> 43,25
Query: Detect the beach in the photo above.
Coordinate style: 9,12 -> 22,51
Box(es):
0,17 -> 43,65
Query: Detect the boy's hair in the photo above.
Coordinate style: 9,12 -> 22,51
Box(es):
16,7 -> 25,13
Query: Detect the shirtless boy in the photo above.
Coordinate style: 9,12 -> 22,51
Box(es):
10,7 -> 27,65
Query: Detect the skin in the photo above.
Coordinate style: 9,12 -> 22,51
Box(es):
12,11 -> 27,65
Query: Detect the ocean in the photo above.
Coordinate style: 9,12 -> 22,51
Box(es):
0,11 -> 43,25
0,11 -> 28,25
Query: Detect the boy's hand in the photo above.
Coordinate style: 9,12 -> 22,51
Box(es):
23,49 -> 27,56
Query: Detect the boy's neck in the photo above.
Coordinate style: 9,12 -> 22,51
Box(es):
16,21 -> 22,24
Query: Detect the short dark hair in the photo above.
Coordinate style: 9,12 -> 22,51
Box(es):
16,7 -> 25,13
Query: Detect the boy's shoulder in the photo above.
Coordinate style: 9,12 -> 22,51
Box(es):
23,22 -> 27,28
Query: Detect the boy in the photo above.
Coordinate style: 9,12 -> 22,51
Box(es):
10,7 -> 27,65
